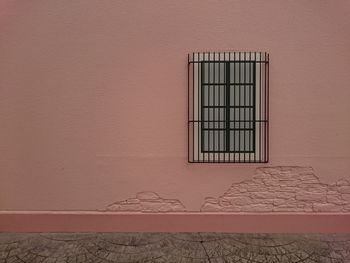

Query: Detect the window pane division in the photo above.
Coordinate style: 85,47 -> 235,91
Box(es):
230,61 -> 255,153
188,52 -> 269,163
201,62 -> 227,152
201,61 -> 255,153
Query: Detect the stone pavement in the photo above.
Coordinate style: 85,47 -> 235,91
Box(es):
1,233 -> 350,262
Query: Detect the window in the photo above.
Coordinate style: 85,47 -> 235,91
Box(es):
188,52 -> 269,163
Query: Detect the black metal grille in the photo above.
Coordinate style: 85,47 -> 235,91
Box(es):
188,52 -> 269,163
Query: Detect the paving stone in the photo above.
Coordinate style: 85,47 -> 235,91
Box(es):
0,233 -> 350,262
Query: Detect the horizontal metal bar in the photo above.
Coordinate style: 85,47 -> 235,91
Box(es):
202,83 -> 254,86
201,150 -> 255,153
202,128 -> 254,131
203,106 -> 254,108
189,120 -> 268,123
189,160 -> 269,163
189,60 -> 269,64
203,106 -> 226,108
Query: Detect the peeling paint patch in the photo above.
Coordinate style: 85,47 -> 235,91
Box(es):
201,166 -> 350,213
106,191 -> 186,212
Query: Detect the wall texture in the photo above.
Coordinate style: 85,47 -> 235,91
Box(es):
102,166 -> 350,213
0,0 -> 349,212
106,191 -> 186,212
201,166 -> 350,213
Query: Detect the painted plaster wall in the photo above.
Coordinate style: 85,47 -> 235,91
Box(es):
0,0 -> 349,211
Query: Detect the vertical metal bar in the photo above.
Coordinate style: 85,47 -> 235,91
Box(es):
197,52 -> 200,162
259,52 -> 262,162
226,61 -> 230,156
207,52 -> 210,161
221,52 -> 230,163
188,53 -> 190,162
201,58 -> 204,162
192,53 -> 195,162
263,53 -> 266,162
218,52 -> 221,162
212,52 -> 216,161
243,52 -> 246,162
238,52 -> 241,162
232,52 -> 235,162
255,52 -> 262,162
247,52 -> 253,162
223,52 -> 226,163
230,52 -> 232,162
253,53 -> 256,163
266,53 -> 269,162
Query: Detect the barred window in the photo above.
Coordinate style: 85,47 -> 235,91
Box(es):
188,52 -> 269,163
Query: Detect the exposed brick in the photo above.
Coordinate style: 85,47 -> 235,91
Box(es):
327,195 -> 345,205
246,185 -> 269,192
336,179 -> 350,186
342,194 -> 350,202
338,186 -> 350,194
142,201 -> 172,212
300,174 -> 320,183
313,203 -> 343,212
298,183 -> 327,193
222,206 -> 241,212
224,196 -> 253,206
343,204 -> 350,211
303,204 -> 314,212
279,180 -> 300,187
219,199 -> 232,207
273,199 -> 288,206
126,199 -> 141,205
204,197 -> 219,204
250,192 -> 277,199
251,198 -> 275,205
106,167 -> 350,213
273,206 -> 306,212
200,202 -> 222,212
275,192 -> 295,199
262,178 -> 281,186
240,204 -> 273,212
106,192 -> 186,212
296,192 -> 326,202
201,166 -> 350,213
279,187 -> 298,193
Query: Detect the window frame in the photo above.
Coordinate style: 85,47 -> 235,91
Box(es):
200,61 -> 256,153
188,52 -> 269,163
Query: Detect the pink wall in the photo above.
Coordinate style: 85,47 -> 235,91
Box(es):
0,0 -> 350,211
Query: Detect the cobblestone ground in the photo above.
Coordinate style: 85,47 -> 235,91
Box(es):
0,233 -> 350,263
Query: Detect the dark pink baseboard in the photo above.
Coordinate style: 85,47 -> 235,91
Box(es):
1,212 -> 349,233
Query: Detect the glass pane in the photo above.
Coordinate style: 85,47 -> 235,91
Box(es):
231,108 -> 253,120
202,62 -> 226,84
202,108 -> 226,121
202,108 -> 226,129
230,62 -> 254,84
230,85 -> 253,106
202,121 -> 226,129
230,120 -> 254,129
229,130 -> 254,152
202,130 -> 226,152
230,108 -> 253,129
202,85 -> 225,106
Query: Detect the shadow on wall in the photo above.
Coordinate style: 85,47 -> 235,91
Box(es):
105,167 -> 350,213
